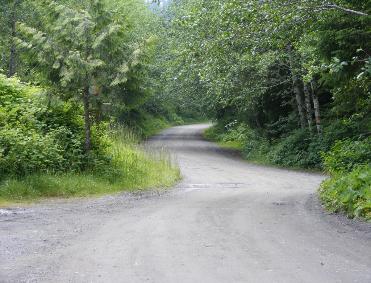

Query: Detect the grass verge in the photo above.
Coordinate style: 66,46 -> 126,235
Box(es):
0,128 -> 180,204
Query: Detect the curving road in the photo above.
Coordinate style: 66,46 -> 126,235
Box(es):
1,124 -> 371,283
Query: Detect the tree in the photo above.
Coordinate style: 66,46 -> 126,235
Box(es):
17,0 -> 138,152
0,0 -> 27,77
159,0 -> 369,143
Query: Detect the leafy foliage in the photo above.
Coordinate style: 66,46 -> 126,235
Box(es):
319,166 -> 371,220
0,74 -> 104,178
322,137 -> 371,174
319,137 -> 371,220
0,127 -> 180,201
0,0 -> 184,201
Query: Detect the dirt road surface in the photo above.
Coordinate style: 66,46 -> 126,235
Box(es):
1,124 -> 371,283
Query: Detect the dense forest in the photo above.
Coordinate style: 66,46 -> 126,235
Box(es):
0,0 -> 181,202
0,0 -> 370,219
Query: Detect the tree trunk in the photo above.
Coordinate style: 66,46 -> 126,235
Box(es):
310,80 -> 322,135
287,43 -> 306,129
303,84 -> 313,132
7,1 -> 18,77
96,100 -> 103,123
83,86 -> 92,152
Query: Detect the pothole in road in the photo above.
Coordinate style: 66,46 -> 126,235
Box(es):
272,201 -> 289,206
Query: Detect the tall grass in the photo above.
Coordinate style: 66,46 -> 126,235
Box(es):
0,126 -> 181,203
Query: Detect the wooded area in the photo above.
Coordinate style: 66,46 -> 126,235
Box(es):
0,0 -> 370,219
158,0 -> 370,219
0,0 -> 181,202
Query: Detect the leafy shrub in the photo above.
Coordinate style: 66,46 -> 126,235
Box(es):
0,76 -> 180,201
221,122 -> 248,143
203,124 -> 221,141
206,119 -> 370,170
0,127 -> 65,176
322,118 -> 366,144
322,137 -> 371,174
0,75 -> 106,178
267,129 -> 327,168
319,136 -> 371,221
319,165 -> 371,220
241,128 -> 270,162
0,127 -> 180,202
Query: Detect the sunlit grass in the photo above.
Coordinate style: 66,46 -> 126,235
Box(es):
0,127 -> 181,203
218,140 -> 244,151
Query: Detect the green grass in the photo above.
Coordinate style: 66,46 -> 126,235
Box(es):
0,127 -> 181,204
218,140 -> 244,151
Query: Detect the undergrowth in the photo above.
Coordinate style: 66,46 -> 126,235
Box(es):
0,76 -> 181,204
319,138 -> 371,220
319,165 -> 371,220
0,127 -> 180,203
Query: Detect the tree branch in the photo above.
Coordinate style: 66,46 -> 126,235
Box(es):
323,3 -> 369,16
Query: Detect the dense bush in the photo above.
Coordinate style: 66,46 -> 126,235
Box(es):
204,122 -> 249,151
319,166 -> 371,220
0,75 -> 106,178
220,122 -> 249,143
319,137 -> 371,220
322,137 -> 371,174
267,130 -> 322,168
0,76 -> 180,201
0,126 -> 180,201
207,116 -> 371,170
0,127 -> 65,176
203,124 -> 223,141
206,122 -> 325,168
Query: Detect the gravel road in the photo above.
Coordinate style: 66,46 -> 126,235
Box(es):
1,124 -> 371,283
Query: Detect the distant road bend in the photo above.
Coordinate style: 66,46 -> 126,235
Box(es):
1,124 -> 371,283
